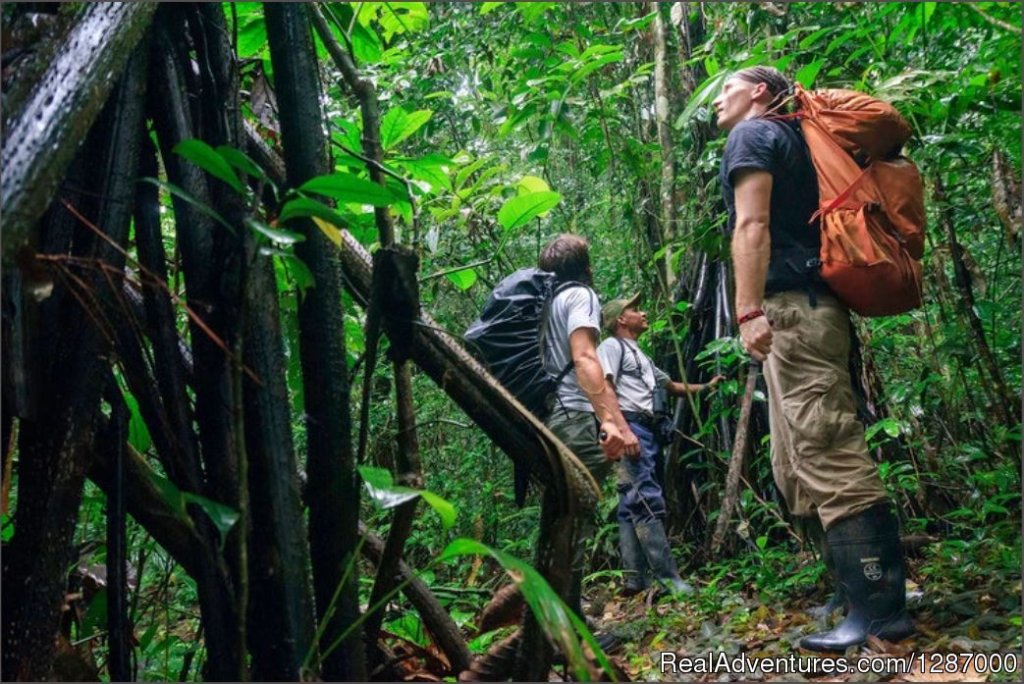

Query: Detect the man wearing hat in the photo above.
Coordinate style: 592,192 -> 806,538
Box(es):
598,294 -> 722,596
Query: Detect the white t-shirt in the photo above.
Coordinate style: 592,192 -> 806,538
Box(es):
597,336 -> 670,415
542,285 -> 601,412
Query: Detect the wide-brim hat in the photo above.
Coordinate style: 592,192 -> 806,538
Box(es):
601,292 -> 641,333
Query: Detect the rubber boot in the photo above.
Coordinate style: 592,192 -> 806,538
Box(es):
800,505 -> 915,652
800,515 -> 846,618
619,520 -> 650,596
635,520 -> 693,595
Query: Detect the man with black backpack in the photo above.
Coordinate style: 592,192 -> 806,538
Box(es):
535,234 -> 639,622
599,294 -> 721,598
714,65 -> 915,651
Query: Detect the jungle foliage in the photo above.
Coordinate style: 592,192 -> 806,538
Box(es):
1,2 -> 1020,682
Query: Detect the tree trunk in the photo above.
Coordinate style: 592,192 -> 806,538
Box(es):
650,1 -> 677,292
1,2 -> 156,260
147,13 -> 247,679
2,43 -> 147,681
265,4 -> 363,680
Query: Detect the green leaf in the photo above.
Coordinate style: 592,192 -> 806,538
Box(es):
515,2 -> 555,25
181,492 -> 240,545
420,491 -> 457,530
149,473 -> 186,514
173,139 -> 244,194
278,197 -> 354,229
379,108 -> 434,150
123,391 -> 151,453
358,466 -> 456,529
236,9 -> 268,58
497,191 -> 561,232
454,156 -> 491,190
284,254 -> 315,297
570,52 -> 623,85
440,538 -> 615,681
300,173 -> 396,207
396,154 -> 453,192
480,2 -> 503,14
445,267 -> 477,291
139,178 -> 235,234
148,471 -> 237,545
352,20 -> 384,63
516,175 -> 550,195
675,70 -> 729,129
216,145 -> 267,182
377,2 -> 429,42
246,217 -> 305,246
795,59 -> 826,88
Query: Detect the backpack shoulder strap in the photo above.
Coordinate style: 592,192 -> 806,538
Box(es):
614,336 -> 628,385
539,281 -> 593,385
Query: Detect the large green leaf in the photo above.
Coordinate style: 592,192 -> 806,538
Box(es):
139,178 -> 236,234
358,466 -> 456,529
123,391 -> 151,453
517,175 -> 550,194
300,173 -> 396,207
674,70 -> 729,130
377,2 -> 429,42
173,139 -> 244,194
379,108 -> 434,151
216,145 -> 267,182
181,492 -> 240,545
795,59 -> 826,88
440,538 -> 615,681
278,197 -> 353,228
497,191 -> 562,231
445,267 -> 477,291
147,472 -> 239,546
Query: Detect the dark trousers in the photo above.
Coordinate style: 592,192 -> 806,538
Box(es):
616,421 -> 667,524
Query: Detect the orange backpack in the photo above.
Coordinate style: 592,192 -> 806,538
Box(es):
791,85 -> 925,317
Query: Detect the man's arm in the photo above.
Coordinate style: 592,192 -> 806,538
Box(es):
731,168 -> 774,361
664,376 -> 725,396
569,328 -> 639,459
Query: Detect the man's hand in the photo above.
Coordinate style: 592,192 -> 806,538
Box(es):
739,315 -> 773,361
598,422 -> 640,461
706,375 -> 726,390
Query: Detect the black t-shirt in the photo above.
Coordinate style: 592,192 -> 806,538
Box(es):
719,118 -> 825,295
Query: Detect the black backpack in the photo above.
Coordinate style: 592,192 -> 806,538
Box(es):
464,268 -> 585,419
464,268 -> 587,506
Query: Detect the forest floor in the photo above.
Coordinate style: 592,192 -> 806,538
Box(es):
582,549 -> 1022,683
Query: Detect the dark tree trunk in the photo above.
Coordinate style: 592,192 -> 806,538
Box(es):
188,5 -> 319,679
1,1 -> 156,260
264,4 -> 362,680
147,12 -> 247,679
1,43 -> 147,681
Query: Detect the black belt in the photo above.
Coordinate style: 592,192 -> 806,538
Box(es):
622,411 -> 655,428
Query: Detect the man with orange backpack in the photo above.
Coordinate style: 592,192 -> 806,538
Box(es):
713,66 -> 915,651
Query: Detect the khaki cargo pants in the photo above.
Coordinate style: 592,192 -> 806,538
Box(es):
762,291 -> 889,531
545,408 -> 612,612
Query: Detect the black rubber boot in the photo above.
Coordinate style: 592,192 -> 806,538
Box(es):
619,520 -> 650,596
800,505 -> 915,652
635,520 -> 693,595
800,515 -> 847,618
